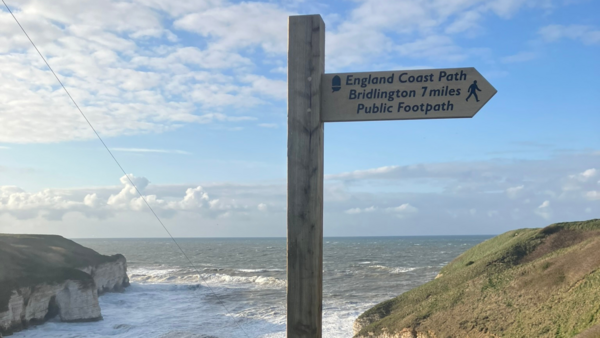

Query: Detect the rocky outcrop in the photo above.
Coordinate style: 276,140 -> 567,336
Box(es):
79,254 -> 130,294
354,318 -> 436,338
354,313 -> 383,335
354,328 -> 436,338
0,235 -> 129,336
0,280 -> 102,333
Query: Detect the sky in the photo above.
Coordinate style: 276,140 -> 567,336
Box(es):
0,0 -> 599,238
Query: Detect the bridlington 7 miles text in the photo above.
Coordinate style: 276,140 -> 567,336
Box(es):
348,70 -> 466,115
321,68 -> 496,122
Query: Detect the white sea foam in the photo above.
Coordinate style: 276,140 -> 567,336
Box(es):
236,268 -> 285,273
390,267 -> 418,274
369,265 -> 389,270
200,273 -> 286,288
12,237 -> 484,338
129,268 -> 286,288
366,265 -> 419,274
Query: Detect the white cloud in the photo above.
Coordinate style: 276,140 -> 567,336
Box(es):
112,148 -> 190,155
578,168 -> 597,180
343,204 -> 418,218
586,191 -> 600,201
83,193 -> 99,208
326,0 -> 556,70
506,185 -> 524,198
326,165 -> 400,180
539,24 -> 600,45
396,35 -> 468,62
564,168 -> 598,192
258,123 -> 278,128
344,206 -> 377,214
0,174 -> 234,220
385,204 -> 419,218
1,0 -> 574,144
501,51 -> 537,63
445,10 -> 483,34
173,2 -> 291,54
1,152 -> 600,236
535,200 -> 552,219
0,0 -> 287,144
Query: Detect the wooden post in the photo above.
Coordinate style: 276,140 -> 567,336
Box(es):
287,14 -> 325,338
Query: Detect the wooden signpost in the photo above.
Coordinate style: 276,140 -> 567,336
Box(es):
287,14 -> 496,338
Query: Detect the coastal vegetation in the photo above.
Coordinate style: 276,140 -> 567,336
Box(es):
354,219 -> 600,338
0,234 -> 119,312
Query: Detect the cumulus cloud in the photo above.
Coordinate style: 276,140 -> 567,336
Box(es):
506,185 -> 524,198
563,168 -> 599,193
1,152 -> 600,236
173,2 -> 290,54
343,204 -> 417,218
535,200 -> 552,220
1,0 -> 579,144
385,204 -> 419,218
0,0 -> 287,144
112,148 -> 190,155
575,168 -> 597,181
323,151 -> 600,234
258,123 -> 278,129
344,206 -> 377,214
501,51 -> 537,63
0,174 -> 232,220
539,24 -> 600,45
326,0 -> 557,69
587,191 -> 600,201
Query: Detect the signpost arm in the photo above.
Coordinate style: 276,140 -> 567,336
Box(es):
287,14 -> 325,338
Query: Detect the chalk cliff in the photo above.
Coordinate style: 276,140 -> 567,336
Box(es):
0,234 -> 129,336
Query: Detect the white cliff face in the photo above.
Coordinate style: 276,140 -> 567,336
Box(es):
0,290 -> 25,334
56,280 -> 102,322
0,257 -> 128,336
0,282 -> 101,334
79,255 -> 129,294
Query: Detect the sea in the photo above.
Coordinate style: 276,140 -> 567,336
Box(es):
12,236 -> 490,338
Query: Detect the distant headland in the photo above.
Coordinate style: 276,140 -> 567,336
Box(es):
0,234 -> 129,336
354,219 -> 600,338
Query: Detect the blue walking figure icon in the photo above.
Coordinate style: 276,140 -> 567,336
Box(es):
466,80 -> 481,102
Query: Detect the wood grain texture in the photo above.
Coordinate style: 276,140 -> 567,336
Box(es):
287,14 -> 325,338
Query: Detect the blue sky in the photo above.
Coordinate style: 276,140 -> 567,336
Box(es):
0,0 -> 599,238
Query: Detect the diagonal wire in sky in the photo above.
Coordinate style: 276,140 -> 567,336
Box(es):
0,1 -> 255,337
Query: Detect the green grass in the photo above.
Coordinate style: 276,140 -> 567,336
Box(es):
355,219 -> 600,338
0,234 -> 123,312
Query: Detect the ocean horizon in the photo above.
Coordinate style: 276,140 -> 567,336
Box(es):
13,235 -> 492,338
68,235 -> 498,239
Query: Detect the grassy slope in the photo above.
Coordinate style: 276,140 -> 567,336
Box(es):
355,219 -> 600,338
0,234 -> 122,312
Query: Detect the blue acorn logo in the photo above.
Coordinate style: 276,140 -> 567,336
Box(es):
332,75 -> 341,93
